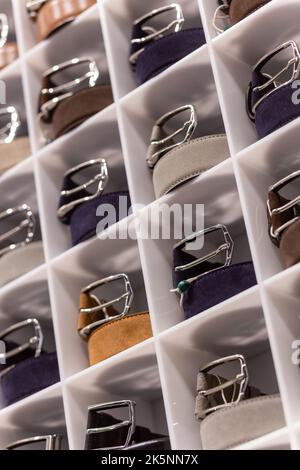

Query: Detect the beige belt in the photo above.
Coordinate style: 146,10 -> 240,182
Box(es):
0,137 -> 31,176
0,241 -> 44,287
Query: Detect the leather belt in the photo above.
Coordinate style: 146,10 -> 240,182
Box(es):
39,57 -> 113,141
195,355 -> 285,450
0,319 -> 60,407
214,0 -> 271,33
85,401 -> 170,450
26,0 -> 96,41
146,105 -> 229,199
172,225 -> 256,319
0,14 -> 18,70
247,40 -> 300,139
129,4 -> 206,85
267,170 -> 300,269
5,434 -> 62,450
57,159 -> 131,246
77,274 -> 152,366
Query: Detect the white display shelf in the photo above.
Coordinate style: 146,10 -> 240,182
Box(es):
0,0 -> 298,450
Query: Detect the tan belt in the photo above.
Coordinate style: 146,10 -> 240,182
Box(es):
0,137 -> 31,176
0,42 -> 18,70
0,241 -> 44,287
77,292 -> 152,366
229,0 -> 271,25
31,0 -> 96,42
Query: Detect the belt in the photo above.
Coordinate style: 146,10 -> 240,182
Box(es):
39,57 -> 113,141
247,40 -> 300,139
85,401 -> 170,450
129,5 -> 206,85
0,319 -> 60,407
172,225 -> 256,319
213,0 -> 270,33
57,159 -> 131,246
0,241 -> 44,287
146,105 -> 229,198
5,434 -> 62,450
267,170 -> 300,269
77,274 -> 152,366
0,14 -> 18,69
26,0 -> 96,42
195,355 -> 285,450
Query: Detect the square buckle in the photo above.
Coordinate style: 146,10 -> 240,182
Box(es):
129,3 -> 184,66
0,107 -> 21,144
6,434 -> 62,450
86,400 -> 136,450
0,318 -> 43,378
267,170 -> 300,241
26,0 -> 48,19
0,14 -> 8,49
196,354 -> 249,419
79,273 -> 134,338
57,159 -> 108,220
247,41 -> 300,121
212,2 -> 231,34
146,104 -> 197,169
0,204 -> 36,258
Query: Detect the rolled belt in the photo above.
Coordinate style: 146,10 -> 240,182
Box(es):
0,137 -> 31,176
0,42 -> 18,70
0,241 -> 44,287
77,292 -> 152,365
31,0 -> 96,42
229,0 -> 271,25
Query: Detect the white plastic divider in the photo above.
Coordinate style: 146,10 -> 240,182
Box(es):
0,0 -> 299,450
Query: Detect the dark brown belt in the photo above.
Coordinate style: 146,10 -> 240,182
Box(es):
229,0 -> 271,25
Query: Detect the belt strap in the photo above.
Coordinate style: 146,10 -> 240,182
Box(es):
229,0 -> 271,25
77,292 -> 152,365
32,0 -> 96,41
0,241 -> 44,287
133,28 -> 206,85
0,42 -> 18,70
199,394 -> 284,450
0,137 -> 31,176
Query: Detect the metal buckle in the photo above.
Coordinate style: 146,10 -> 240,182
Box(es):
212,2 -> 231,34
5,434 -> 61,450
0,14 -> 8,49
79,274 -> 134,339
0,318 -> 43,378
26,0 -> 48,19
129,3 -> 184,66
39,57 -> 99,123
0,107 -> 21,144
0,204 -> 36,258
147,104 -> 197,169
87,400 -> 136,450
57,159 -> 108,220
267,170 -> 300,241
247,41 -> 300,121
196,354 -> 249,419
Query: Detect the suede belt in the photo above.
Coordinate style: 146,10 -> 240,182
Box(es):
0,137 -> 31,176
0,42 -> 18,69
0,241 -> 44,287
228,0 -> 271,25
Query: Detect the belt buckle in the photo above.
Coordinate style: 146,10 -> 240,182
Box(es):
0,318 -> 43,378
247,40 -> 300,121
5,434 -> 61,450
212,1 -> 231,34
57,159 -> 108,220
196,354 -> 249,419
267,169 -> 300,241
79,273 -> 134,338
0,14 -> 8,49
0,204 -> 36,258
26,0 -> 48,19
129,3 -> 184,66
0,107 -> 20,144
147,104 -> 197,168
86,400 -> 136,450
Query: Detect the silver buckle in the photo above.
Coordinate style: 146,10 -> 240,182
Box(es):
267,170 -> 300,241
212,2 -> 231,35
79,273 -> 134,339
196,354 -> 249,419
5,434 -> 61,450
129,3 -> 184,66
0,14 -> 8,49
26,0 -> 48,19
147,104 -> 197,169
57,159 -> 108,220
247,41 -> 300,121
0,107 -> 21,144
87,400 -> 136,450
0,204 -> 36,258
0,318 -> 43,378
39,57 -> 99,123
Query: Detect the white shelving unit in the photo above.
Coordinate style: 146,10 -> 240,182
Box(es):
0,0 -> 299,450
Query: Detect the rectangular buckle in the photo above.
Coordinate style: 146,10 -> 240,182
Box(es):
26,0 -> 48,19
79,273 -> 134,338
0,204 -> 36,258
0,107 -> 20,144
247,41 -> 300,120
6,434 -> 62,450
212,2 -> 231,34
196,354 -> 249,419
86,400 -> 136,450
267,170 -> 300,241
146,104 -> 197,169
129,3 -> 184,66
0,14 -> 8,48
57,159 -> 108,220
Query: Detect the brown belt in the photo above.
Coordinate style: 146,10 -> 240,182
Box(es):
0,42 -> 18,70
0,137 -> 31,176
229,0 -> 271,25
77,292 -> 153,366
32,0 -> 96,42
